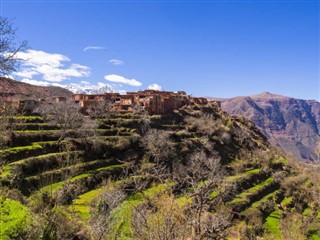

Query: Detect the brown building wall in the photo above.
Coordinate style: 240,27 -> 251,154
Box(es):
73,90 -> 210,114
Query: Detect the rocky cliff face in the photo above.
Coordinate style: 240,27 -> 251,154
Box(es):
215,92 -> 320,162
0,77 -> 72,100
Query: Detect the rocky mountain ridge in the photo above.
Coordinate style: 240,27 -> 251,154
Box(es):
212,92 -> 320,161
0,77 -> 72,100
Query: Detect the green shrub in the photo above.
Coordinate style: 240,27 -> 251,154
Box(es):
0,197 -> 32,240
263,210 -> 282,239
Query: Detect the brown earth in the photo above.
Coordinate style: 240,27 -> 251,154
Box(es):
0,77 -> 72,100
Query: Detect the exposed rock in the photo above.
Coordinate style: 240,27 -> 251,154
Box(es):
212,92 -> 320,162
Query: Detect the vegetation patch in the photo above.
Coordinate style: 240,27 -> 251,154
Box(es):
108,184 -> 170,239
263,210 -> 282,239
71,188 -> 105,219
0,141 -> 60,164
38,181 -> 65,194
228,177 -> 275,209
0,197 -> 32,240
226,168 -> 261,182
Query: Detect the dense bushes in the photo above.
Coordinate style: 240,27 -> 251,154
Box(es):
0,197 -> 32,240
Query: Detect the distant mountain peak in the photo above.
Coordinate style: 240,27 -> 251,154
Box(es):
64,83 -> 115,94
251,92 -> 290,99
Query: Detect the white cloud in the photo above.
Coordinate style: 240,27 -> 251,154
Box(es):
14,50 -> 90,82
109,59 -> 124,65
20,78 -> 51,86
83,46 -> 106,52
15,69 -> 39,79
104,74 -> 142,87
18,73 -> 118,94
16,50 -> 69,68
148,83 -> 162,91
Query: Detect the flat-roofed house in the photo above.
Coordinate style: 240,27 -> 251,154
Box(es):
73,90 -> 210,114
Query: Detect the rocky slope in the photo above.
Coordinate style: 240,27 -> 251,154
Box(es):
213,92 -> 320,162
0,77 -> 72,100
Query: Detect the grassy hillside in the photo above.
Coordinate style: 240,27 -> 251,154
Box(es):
1,102 -> 320,239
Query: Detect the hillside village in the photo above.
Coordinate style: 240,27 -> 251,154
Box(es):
73,90 -> 209,114
1,89 -> 211,115
1,81 -> 320,239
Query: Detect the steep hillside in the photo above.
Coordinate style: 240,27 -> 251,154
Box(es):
214,92 -> 320,162
0,77 -> 72,100
1,101 -> 320,239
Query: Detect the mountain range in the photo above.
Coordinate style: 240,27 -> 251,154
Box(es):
63,83 -> 115,94
0,77 -> 116,100
212,92 -> 320,162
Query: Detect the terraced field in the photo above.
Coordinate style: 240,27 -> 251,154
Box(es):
1,115 -> 141,192
1,106 -> 320,239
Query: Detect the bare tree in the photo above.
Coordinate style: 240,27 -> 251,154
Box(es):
0,17 -> 28,76
173,150 -> 231,239
197,210 -> 232,239
185,113 -> 224,136
139,129 -> 175,183
131,188 -> 191,240
132,103 -> 151,134
90,183 -> 126,240
27,204 -> 83,240
141,129 -> 174,163
0,100 -> 19,149
189,151 -> 226,237
35,100 -> 84,142
86,99 -> 113,119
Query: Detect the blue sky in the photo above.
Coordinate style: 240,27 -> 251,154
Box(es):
1,0 -> 319,100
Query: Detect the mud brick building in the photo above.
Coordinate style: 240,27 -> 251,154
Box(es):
73,90 -> 208,114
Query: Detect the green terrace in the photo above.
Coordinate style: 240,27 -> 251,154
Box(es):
33,164 -> 126,199
23,158 -> 117,190
14,123 -> 60,131
228,177 -> 278,212
69,178 -> 129,219
106,183 -> 171,239
263,210 -> 282,240
0,116 -> 44,123
0,141 -> 60,164
242,190 -> 281,217
1,151 -> 86,187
